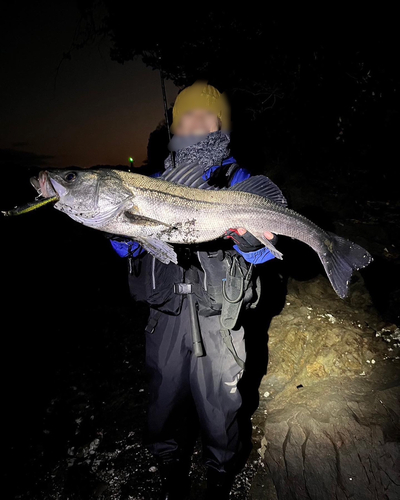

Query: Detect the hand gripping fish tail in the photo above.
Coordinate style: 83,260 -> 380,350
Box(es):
318,231 -> 373,299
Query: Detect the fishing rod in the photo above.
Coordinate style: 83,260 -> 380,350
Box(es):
156,45 -> 176,168
160,68 -> 171,143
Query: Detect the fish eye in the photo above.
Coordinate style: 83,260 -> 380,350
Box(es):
65,172 -> 77,182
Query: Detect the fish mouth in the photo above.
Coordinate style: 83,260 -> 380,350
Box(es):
32,171 -> 59,199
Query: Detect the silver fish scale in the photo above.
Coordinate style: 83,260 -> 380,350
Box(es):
112,170 -> 327,250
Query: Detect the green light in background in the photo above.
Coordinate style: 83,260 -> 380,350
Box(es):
129,157 -> 133,162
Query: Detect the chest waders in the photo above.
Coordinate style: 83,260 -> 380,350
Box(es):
179,247 -> 261,370
128,243 -> 260,370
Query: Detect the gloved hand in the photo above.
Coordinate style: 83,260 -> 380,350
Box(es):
224,228 -> 262,252
224,228 -> 278,253
109,237 -> 145,258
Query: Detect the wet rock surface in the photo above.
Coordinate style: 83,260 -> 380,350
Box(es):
253,275 -> 400,500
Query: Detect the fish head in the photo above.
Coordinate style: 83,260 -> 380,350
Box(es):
33,168 -> 134,226
38,169 -> 100,209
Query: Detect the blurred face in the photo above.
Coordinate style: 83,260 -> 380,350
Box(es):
174,109 -> 220,136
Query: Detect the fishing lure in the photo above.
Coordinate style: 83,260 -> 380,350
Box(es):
2,196 -> 59,217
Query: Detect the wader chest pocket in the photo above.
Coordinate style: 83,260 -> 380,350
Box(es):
196,250 -> 257,318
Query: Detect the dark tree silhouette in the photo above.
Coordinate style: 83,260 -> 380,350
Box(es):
72,4 -> 399,174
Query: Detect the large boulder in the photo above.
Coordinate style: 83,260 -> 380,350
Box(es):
252,274 -> 400,499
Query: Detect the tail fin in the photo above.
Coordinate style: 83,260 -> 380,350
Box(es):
319,231 -> 373,299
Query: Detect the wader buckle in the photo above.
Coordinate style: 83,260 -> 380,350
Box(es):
145,316 -> 159,334
206,249 -> 225,261
174,283 -> 193,294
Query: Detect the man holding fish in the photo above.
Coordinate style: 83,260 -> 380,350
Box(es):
110,80 -> 279,499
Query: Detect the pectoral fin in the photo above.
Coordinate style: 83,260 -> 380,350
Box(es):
135,237 -> 178,265
123,211 -> 169,226
123,211 -> 177,263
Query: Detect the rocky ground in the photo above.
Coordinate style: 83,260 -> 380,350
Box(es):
252,274 -> 400,499
3,156 -> 400,499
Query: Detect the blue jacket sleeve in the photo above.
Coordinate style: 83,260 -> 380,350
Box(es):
229,167 -> 275,264
233,244 -> 275,264
229,166 -> 252,186
110,239 -> 146,258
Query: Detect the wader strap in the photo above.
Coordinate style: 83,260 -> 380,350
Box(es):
219,329 -> 245,370
174,268 -> 205,357
145,309 -> 162,334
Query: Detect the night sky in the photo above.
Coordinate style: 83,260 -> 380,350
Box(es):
1,1 -> 179,169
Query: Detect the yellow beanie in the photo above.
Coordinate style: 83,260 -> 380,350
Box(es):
171,80 -> 231,133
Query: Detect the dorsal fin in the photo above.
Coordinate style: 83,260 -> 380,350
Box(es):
227,175 -> 288,206
160,163 -> 287,206
160,161 -> 217,189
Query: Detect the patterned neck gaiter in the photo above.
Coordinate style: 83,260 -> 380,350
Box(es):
164,130 -> 231,171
